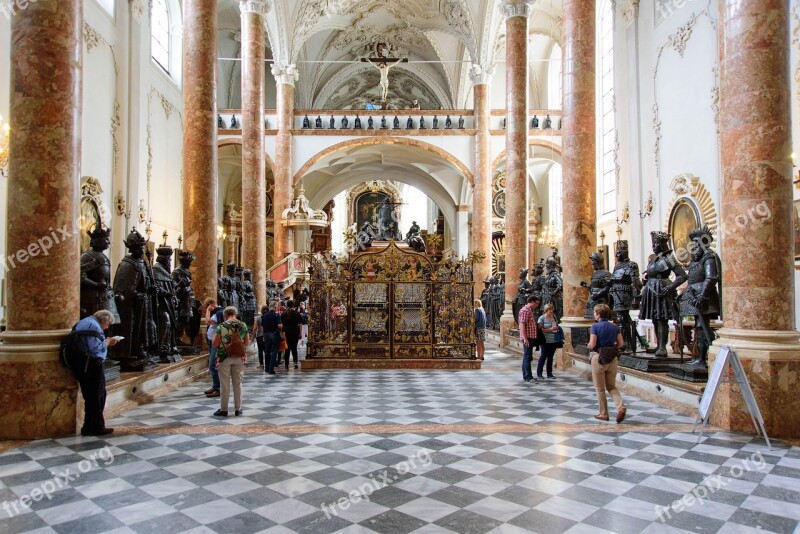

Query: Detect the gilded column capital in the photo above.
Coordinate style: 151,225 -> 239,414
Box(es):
501,0 -> 537,19
271,62 -> 298,86
239,0 -> 270,16
469,63 -> 496,85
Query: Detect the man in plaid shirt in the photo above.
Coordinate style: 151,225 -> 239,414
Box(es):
519,296 -> 541,383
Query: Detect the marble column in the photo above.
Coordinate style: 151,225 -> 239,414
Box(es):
561,0 -> 596,341
272,64 -> 297,264
471,65 -> 494,296
500,1 -> 533,341
182,0 -> 218,304
711,0 -> 799,439
0,0 -> 83,439
240,0 -> 268,306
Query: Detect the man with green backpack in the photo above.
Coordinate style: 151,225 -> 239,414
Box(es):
211,306 -> 250,417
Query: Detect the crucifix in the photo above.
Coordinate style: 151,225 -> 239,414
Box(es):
360,43 -> 408,104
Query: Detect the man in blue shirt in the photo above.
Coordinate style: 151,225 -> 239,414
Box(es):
365,98 -> 379,110
70,310 -> 119,436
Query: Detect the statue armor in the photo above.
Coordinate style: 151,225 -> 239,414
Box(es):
80,226 -> 120,322
540,259 -> 563,319
240,270 -> 257,328
173,251 -> 200,349
582,252 -> 611,319
222,263 -> 241,310
513,268 -> 532,324
152,245 -> 181,362
609,241 -> 642,353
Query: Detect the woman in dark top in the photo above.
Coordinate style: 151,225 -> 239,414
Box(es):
281,300 -> 302,369
587,303 -> 626,423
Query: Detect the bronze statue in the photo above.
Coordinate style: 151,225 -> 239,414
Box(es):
406,116 -> 414,129
458,115 -> 465,129
480,277 -> 491,321
216,259 -> 227,307
640,231 -> 688,357
404,221 -> 425,252
112,229 -> 158,371
358,221 -> 377,249
222,262 -> 241,310
679,226 -> 721,367
329,116 -> 335,129
315,116 -> 323,128
419,116 -> 426,129
445,115 -> 452,129
173,250 -> 200,351
541,257 -> 563,319
354,115 -> 362,129
217,115 -> 225,129
377,198 -> 398,241
609,240 -> 642,353
543,114 -> 552,129
230,115 -> 239,129
80,225 -> 120,322
432,115 -> 439,129
381,116 -> 388,129
234,265 -> 246,310
393,116 -> 400,128
513,268 -> 532,324
531,115 -> 539,128
367,116 -> 374,129
152,245 -> 181,363
489,276 -> 505,330
302,115 -> 311,128
241,269 -> 257,328
341,116 -> 349,128
580,251 -> 611,319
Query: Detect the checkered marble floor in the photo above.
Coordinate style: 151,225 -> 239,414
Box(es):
0,347 -> 798,533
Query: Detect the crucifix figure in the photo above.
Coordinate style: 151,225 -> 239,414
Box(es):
361,43 -> 408,104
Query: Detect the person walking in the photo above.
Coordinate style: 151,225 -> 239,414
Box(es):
281,300 -> 302,369
253,305 -> 268,370
204,298 -> 223,397
587,303 -> 626,422
474,299 -> 487,360
211,307 -> 249,417
262,301 -> 283,375
518,296 -> 541,383
67,310 -> 120,436
537,303 -> 560,379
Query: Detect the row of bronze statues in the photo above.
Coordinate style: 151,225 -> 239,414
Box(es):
576,227 -> 721,368
356,204 -> 427,253
302,114 -> 465,130
81,227 -> 264,372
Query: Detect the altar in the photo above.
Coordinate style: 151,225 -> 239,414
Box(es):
303,242 -> 480,369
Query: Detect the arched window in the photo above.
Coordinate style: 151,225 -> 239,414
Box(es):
599,0 -> 616,215
151,0 -> 170,71
547,43 -> 562,110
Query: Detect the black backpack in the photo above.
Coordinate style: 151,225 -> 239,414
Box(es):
60,327 -> 104,372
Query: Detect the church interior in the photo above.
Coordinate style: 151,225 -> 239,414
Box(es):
1,0 -> 800,532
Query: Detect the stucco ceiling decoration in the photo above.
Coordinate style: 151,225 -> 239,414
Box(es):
321,68 -> 443,110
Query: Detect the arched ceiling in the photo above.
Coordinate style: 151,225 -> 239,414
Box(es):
214,0 -> 565,109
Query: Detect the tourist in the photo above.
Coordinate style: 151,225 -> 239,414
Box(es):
204,298 -> 223,398
211,306 -> 249,417
67,310 -> 119,436
474,299 -> 487,360
262,301 -> 283,375
253,305 -> 268,370
366,98 -> 379,110
536,303 -> 560,379
299,301 -> 309,346
281,300 -> 302,369
518,296 -> 541,383
587,303 -> 626,422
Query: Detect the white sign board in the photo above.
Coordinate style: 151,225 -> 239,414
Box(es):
693,347 -> 770,448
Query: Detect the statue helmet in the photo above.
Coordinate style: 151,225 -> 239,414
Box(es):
616,240 -> 629,253
156,244 -> 173,261
123,229 -> 147,250
688,224 -> 714,244
88,224 -> 111,241
179,250 -> 196,263
589,251 -> 604,265
651,231 -> 671,245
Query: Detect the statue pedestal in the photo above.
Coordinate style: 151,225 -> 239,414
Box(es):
104,361 -> 121,382
619,353 -> 685,373
667,363 -> 708,382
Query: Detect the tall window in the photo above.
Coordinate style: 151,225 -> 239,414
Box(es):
599,0 -> 616,215
151,0 -> 171,72
548,163 -> 563,230
547,43 -> 562,110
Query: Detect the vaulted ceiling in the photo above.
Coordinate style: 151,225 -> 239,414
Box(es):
216,0 -> 564,109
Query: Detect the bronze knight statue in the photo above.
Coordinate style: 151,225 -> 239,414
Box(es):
152,245 -> 182,363
513,268 -> 532,323
80,225 -> 120,322
240,269 -> 257,328
679,226 -> 722,367
580,251 -> 611,320
112,229 -> 159,371
222,262 -> 241,310
609,241 -> 642,353
172,250 -> 201,352
540,257 -> 563,319
640,231 -> 687,358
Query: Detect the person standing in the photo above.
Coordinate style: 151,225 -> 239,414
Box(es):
281,300 -> 302,369
587,304 -> 626,423
536,304 -> 560,379
204,298 -> 223,397
474,299 -> 487,360
518,296 -> 541,383
262,302 -> 283,375
67,310 -> 120,436
253,305 -> 268,370
211,307 -> 249,417
299,302 -> 309,347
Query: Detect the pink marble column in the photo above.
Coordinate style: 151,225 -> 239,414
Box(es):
182,0 -> 218,305
561,0 -> 596,328
471,66 -> 493,296
501,1 -> 532,332
712,0 -> 799,439
0,0 -> 83,438
273,65 -> 297,264
240,0 -> 268,305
